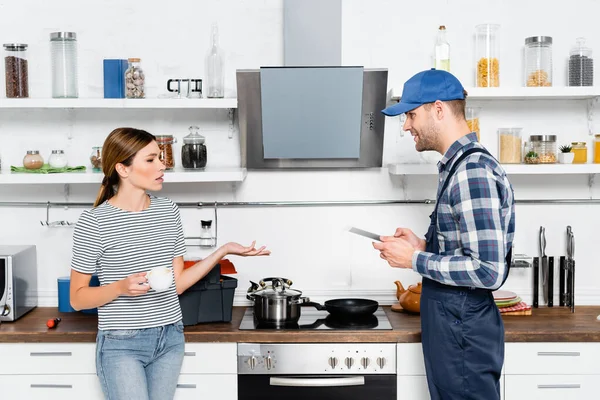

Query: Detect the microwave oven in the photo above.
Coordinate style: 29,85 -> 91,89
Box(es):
0,245 -> 38,322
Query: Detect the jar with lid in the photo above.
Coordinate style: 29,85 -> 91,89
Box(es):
156,135 -> 176,170
23,150 -> 44,170
181,126 -> 207,169
569,37 -> 593,86
530,135 -> 557,163
48,150 -> 68,168
125,58 -> 145,99
594,135 -> 600,163
50,32 -> 78,98
571,142 -> 587,164
498,128 -> 522,164
465,107 -> 481,141
3,43 -> 29,98
475,24 -> 500,87
524,36 -> 553,87
90,146 -> 102,171
524,141 -> 539,164
199,220 -> 214,247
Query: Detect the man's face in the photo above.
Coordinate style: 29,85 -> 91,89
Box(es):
402,104 -> 440,153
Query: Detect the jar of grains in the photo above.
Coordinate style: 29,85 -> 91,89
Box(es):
156,135 -> 176,170
498,128 -> 522,164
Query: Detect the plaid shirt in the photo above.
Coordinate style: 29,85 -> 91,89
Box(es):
412,132 -> 515,289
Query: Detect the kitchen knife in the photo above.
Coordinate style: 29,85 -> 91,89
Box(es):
569,228 -> 575,313
559,256 -> 566,307
548,256 -> 554,307
533,257 -> 539,308
540,226 -> 548,305
347,227 -> 382,242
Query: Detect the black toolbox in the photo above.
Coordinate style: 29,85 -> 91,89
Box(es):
178,263 -> 238,326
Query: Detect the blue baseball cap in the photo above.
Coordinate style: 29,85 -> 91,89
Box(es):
382,68 -> 465,116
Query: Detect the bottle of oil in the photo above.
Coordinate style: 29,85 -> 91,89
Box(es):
434,25 -> 450,72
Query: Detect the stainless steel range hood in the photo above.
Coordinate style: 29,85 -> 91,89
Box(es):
236,66 -> 388,169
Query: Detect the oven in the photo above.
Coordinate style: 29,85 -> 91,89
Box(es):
237,343 -> 397,400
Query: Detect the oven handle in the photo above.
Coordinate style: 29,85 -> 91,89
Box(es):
269,376 -> 365,387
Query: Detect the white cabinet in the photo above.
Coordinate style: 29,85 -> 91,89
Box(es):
0,342 -> 238,400
505,375 -> 596,400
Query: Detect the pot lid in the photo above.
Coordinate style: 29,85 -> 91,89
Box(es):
249,278 -> 302,298
183,125 -> 205,144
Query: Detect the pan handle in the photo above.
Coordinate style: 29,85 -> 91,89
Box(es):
302,301 -> 327,311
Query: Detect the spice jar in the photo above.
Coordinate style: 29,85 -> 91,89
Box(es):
23,150 -> 44,170
569,37 -> 593,87
465,107 -> 481,141
498,128 -> 522,164
594,135 -> 600,164
530,135 -> 557,163
50,32 -> 78,98
475,24 -> 500,87
181,126 -> 207,170
156,135 -> 176,170
3,43 -> 29,98
48,150 -> 68,168
571,142 -> 587,164
125,58 -> 145,99
199,220 -> 214,247
524,36 -> 553,87
90,146 -> 102,171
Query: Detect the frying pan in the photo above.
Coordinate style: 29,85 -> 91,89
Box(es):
303,298 -> 379,318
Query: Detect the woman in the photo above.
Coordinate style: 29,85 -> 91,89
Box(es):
70,127 -> 270,400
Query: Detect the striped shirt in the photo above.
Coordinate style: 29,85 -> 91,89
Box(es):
71,195 -> 186,330
412,132 -> 515,289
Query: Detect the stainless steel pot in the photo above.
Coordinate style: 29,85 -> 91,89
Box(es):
246,277 -> 309,325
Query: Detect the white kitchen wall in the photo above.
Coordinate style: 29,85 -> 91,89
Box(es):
0,0 -> 599,307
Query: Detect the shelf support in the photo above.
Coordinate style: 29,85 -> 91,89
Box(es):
589,174 -> 596,199
587,96 -> 599,136
227,108 -> 235,139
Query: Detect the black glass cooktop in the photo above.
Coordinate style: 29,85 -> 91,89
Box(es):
238,307 -> 393,330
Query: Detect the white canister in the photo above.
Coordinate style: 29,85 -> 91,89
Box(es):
48,150 -> 68,168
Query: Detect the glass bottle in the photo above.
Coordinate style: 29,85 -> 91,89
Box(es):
23,150 -> 44,170
434,25 -> 450,72
205,23 -> 224,98
524,36 -> 553,87
48,150 -> 68,168
181,126 -> 207,169
50,32 -> 78,98
199,220 -> 214,247
3,43 -> 29,98
475,24 -> 500,87
125,58 -> 145,99
569,37 -> 593,86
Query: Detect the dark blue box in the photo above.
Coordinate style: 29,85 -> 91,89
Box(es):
103,59 -> 128,98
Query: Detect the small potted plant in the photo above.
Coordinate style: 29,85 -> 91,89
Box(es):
558,144 -> 574,164
524,150 -> 539,164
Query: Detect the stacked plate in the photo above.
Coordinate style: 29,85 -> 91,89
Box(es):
493,290 -> 521,308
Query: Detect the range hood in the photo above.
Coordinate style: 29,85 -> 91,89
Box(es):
236,66 -> 388,169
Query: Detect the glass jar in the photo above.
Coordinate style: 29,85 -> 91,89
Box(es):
48,149 -> 68,168
571,142 -> 587,164
156,135 -> 176,170
50,32 -> 78,98
498,128 -> 522,164
125,58 -> 145,99
594,135 -> 600,163
465,107 -> 481,141
3,43 -> 29,98
524,36 -> 553,87
199,220 -> 214,247
181,126 -> 207,170
90,146 -> 102,171
530,135 -> 557,163
475,24 -> 500,87
569,37 -> 593,87
23,150 -> 44,170
524,141 -> 539,164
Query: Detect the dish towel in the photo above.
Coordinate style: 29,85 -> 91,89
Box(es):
10,164 -> 87,174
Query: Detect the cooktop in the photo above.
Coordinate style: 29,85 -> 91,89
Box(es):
238,307 -> 393,330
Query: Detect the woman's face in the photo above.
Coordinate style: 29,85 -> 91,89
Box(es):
120,141 -> 165,191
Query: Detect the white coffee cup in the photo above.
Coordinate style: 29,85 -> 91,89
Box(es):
146,267 -> 173,292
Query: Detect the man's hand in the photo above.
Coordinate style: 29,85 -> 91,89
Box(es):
373,236 -> 417,269
394,228 -> 426,252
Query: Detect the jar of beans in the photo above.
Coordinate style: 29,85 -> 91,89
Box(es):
156,135 -> 176,170
4,43 -> 29,98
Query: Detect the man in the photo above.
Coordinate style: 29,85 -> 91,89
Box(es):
374,69 -> 515,400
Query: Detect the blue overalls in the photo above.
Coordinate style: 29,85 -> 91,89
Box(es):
420,148 -> 511,400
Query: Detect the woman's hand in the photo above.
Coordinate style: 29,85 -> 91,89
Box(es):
224,241 -> 271,257
118,272 -> 150,296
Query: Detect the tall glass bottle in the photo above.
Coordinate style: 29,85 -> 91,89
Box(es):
205,23 -> 224,98
434,25 -> 450,72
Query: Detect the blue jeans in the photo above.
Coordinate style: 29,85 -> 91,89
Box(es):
96,321 -> 185,400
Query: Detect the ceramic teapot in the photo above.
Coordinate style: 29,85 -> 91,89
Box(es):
394,280 -> 422,314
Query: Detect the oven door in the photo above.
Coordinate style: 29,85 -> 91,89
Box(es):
238,374 -> 396,400
0,258 -> 6,311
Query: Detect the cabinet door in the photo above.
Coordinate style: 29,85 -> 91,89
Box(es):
397,376 -> 429,400
181,343 -> 237,374
0,374 -> 104,400
175,374 -> 237,400
505,375 -> 597,400
505,342 -> 600,375
0,343 -> 96,374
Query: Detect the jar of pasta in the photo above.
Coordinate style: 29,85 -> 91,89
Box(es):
475,24 -> 500,87
530,135 -> 557,163
466,107 -> 481,141
571,142 -> 587,164
524,36 -> 553,87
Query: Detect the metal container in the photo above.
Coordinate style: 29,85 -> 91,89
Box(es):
246,277 -> 309,325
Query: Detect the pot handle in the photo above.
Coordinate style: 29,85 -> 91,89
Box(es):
260,277 -> 293,287
302,301 -> 327,311
291,297 -> 311,305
